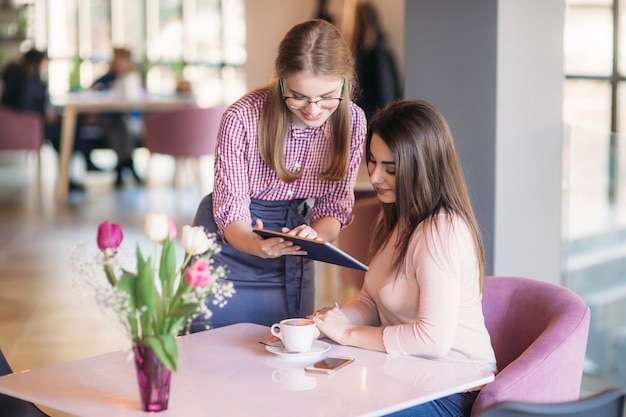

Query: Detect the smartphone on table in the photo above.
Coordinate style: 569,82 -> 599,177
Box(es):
304,356 -> 355,375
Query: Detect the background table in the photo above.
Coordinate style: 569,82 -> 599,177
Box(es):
0,323 -> 494,417
52,91 -> 198,201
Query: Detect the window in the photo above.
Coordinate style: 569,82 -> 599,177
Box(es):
36,0 -> 245,105
563,0 -> 626,393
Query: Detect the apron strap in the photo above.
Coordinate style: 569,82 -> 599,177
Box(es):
250,198 -> 309,317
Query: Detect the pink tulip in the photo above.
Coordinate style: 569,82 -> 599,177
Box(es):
184,259 -> 214,288
97,221 -> 123,253
164,215 -> 177,240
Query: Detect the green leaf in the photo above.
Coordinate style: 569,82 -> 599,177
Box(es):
143,334 -> 179,371
115,276 -> 139,341
135,247 -> 156,311
136,244 -> 147,270
169,303 -> 199,321
135,245 -> 158,338
160,237 -> 177,297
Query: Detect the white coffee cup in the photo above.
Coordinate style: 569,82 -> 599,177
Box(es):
270,318 -> 316,353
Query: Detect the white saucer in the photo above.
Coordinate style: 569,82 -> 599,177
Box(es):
264,340 -> 331,359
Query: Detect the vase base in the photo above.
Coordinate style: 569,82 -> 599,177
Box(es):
133,345 -> 172,413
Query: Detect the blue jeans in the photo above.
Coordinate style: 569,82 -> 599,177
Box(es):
384,391 -> 480,417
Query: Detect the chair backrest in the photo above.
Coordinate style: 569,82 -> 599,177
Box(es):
0,105 -> 43,151
470,276 -> 591,416
336,196 -> 381,289
0,348 -> 12,377
476,387 -> 626,417
0,348 -> 50,417
142,104 -> 227,158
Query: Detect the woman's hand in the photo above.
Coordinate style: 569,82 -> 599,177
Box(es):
253,219 -> 307,258
311,303 -> 386,352
311,303 -> 354,345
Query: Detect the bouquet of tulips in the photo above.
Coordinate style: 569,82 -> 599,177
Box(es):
85,213 -> 234,371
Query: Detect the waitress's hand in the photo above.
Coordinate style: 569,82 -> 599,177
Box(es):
252,219 -> 307,258
282,224 -> 321,240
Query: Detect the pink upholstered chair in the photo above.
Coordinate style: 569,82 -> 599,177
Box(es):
471,276 -> 591,416
0,105 -> 44,189
142,104 -> 227,188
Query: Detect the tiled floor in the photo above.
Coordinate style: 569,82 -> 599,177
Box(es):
0,145 -> 621,416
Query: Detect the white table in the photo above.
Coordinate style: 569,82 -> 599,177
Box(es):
0,323 -> 493,417
52,91 -> 198,201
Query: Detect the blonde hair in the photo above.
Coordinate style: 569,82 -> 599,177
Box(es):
258,19 -> 356,183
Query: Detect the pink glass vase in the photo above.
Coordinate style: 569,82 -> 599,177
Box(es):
133,345 -> 172,412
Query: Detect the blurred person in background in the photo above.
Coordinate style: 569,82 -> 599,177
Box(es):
351,1 -> 401,120
1,48 -> 97,190
90,47 -> 143,187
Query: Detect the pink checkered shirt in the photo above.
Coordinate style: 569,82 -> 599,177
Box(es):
212,88 -> 367,236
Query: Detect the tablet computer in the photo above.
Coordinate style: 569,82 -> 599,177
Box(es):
253,228 -> 368,271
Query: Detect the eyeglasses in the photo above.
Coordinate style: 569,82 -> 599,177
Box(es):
280,79 -> 344,110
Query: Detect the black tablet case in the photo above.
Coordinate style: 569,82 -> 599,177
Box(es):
253,229 -> 368,271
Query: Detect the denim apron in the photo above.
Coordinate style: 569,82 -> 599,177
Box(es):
189,193 -> 315,331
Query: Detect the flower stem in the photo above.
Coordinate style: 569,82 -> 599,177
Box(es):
104,262 -> 117,286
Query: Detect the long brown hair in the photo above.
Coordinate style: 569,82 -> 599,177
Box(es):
258,19 -> 356,183
367,100 -> 487,289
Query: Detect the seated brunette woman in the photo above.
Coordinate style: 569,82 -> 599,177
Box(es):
311,99 -> 496,417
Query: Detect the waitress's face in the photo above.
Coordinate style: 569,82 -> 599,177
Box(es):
280,72 -> 343,129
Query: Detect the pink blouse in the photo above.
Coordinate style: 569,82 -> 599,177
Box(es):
342,211 -> 497,373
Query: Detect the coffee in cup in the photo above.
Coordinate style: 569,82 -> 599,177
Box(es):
270,318 -> 316,353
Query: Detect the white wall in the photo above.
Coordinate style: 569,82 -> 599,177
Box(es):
244,0 -> 318,90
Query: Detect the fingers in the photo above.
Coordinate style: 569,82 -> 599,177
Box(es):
283,224 -> 319,240
257,236 -> 306,258
312,303 -> 340,320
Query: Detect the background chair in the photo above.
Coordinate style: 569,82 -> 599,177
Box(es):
335,196 -> 381,296
0,348 -> 49,417
476,387 -> 625,417
0,105 -> 43,191
142,104 -> 227,189
470,276 -> 591,416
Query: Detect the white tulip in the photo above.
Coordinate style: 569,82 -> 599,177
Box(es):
181,225 -> 212,255
145,213 -> 173,243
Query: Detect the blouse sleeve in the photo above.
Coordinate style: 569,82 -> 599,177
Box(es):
308,103 -> 367,227
342,285 -> 382,327
212,107 -> 254,238
382,217 -> 471,358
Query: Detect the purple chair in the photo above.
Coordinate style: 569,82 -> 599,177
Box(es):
0,105 -> 44,189
471,276 -> 591,416
142,104 -> 227,188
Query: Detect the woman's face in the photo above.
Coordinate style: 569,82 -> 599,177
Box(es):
280,72 -> 343,129
367,133 -> 396,203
